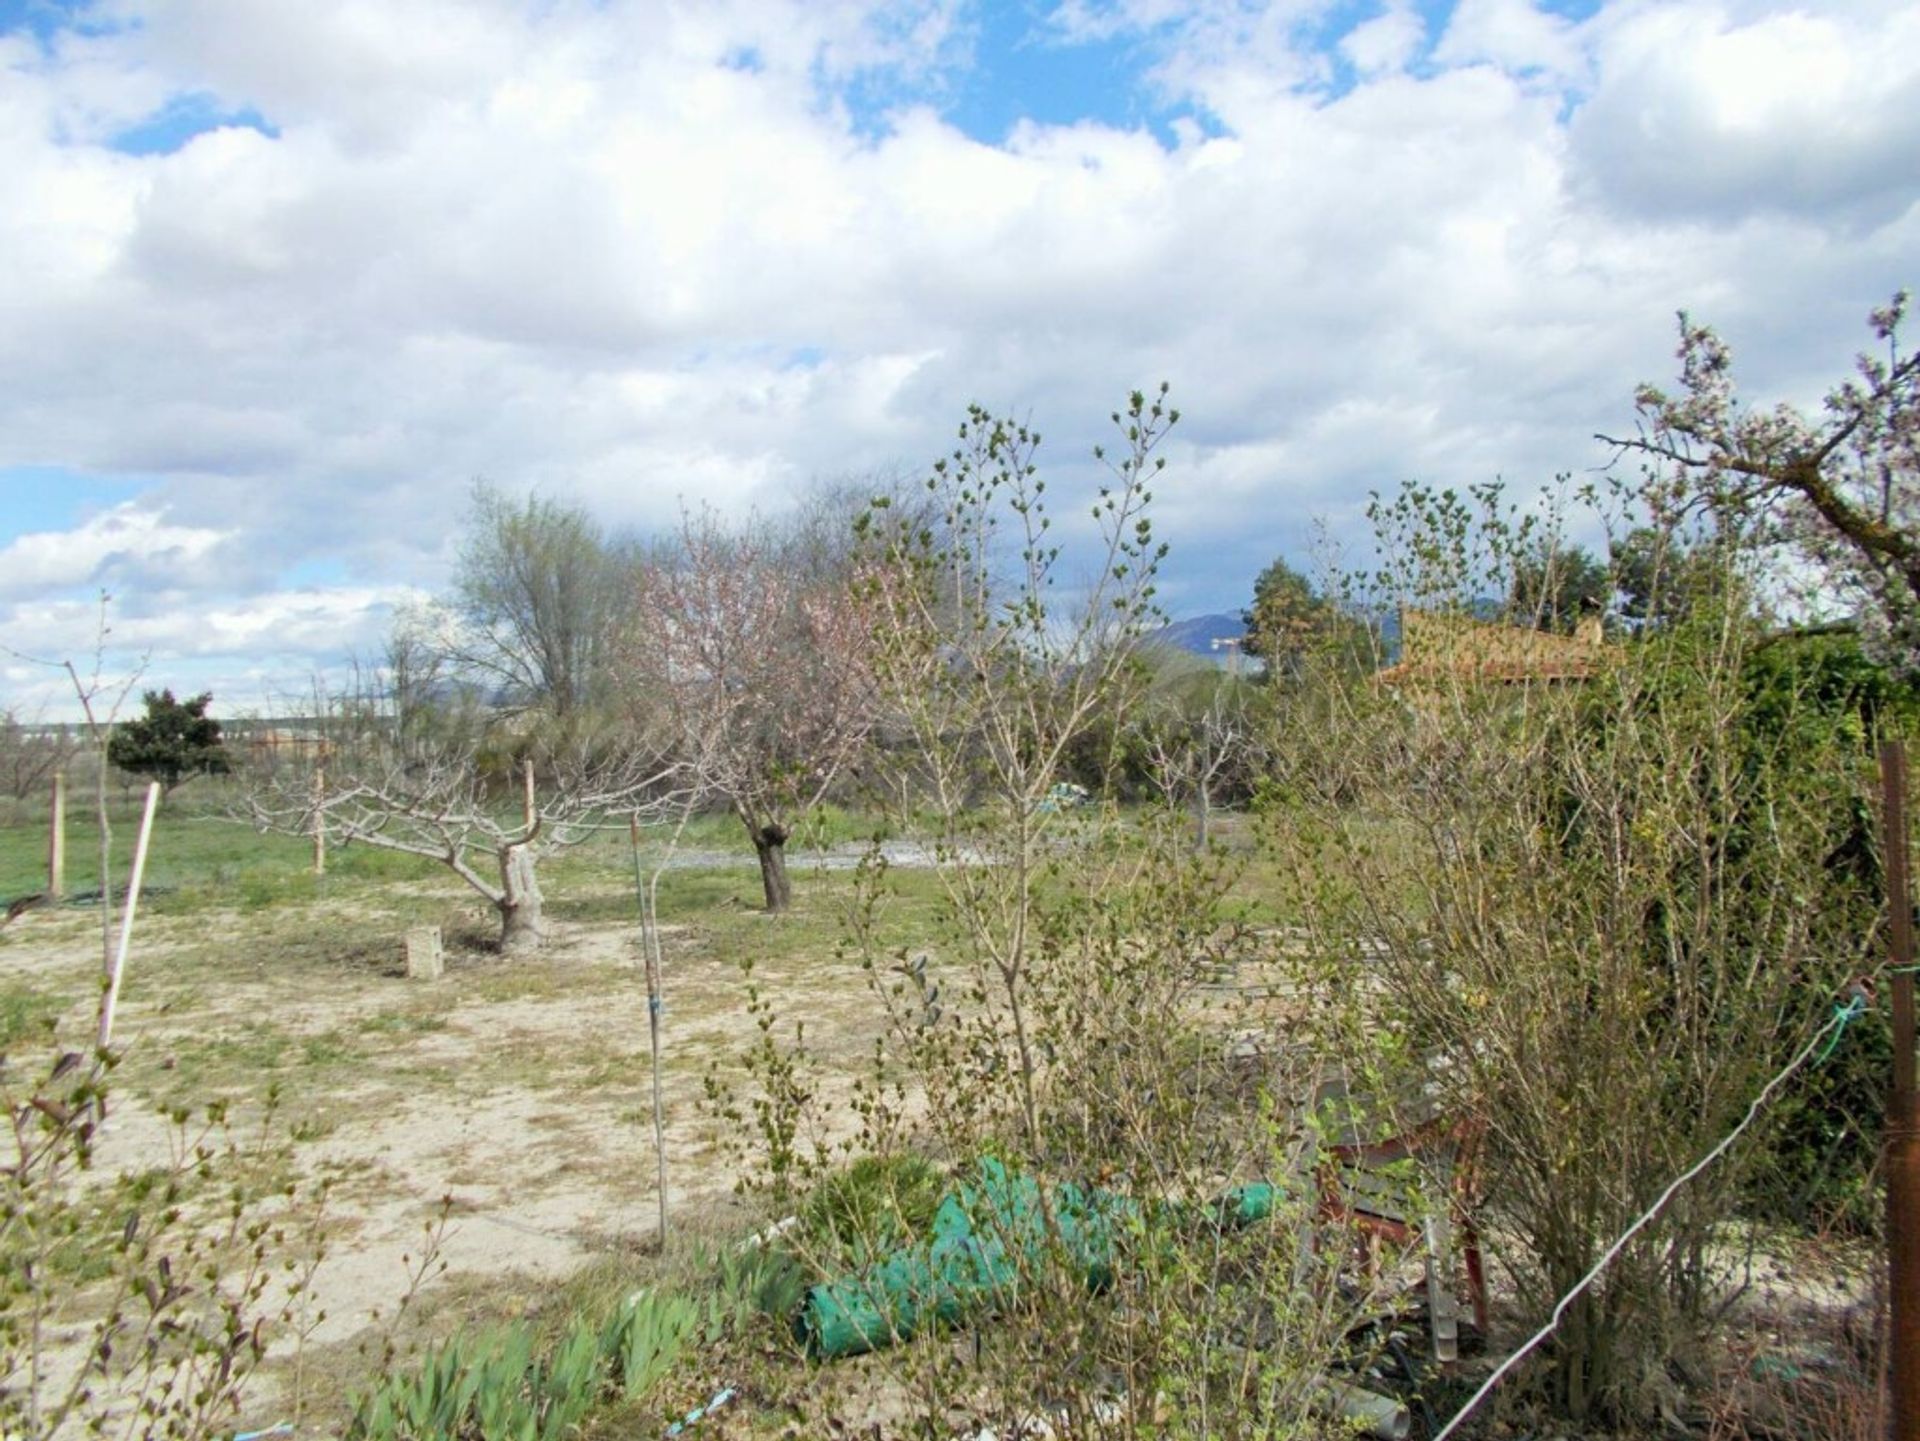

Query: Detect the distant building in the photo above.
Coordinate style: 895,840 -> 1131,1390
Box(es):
1375,610 -> 1609,688
244,728 -> 331,767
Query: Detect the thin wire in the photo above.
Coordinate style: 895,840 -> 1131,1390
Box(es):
1429,991 -> 1868,1441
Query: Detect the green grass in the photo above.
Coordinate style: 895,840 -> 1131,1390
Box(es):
0,977 -> 71,1048
0,796 -> 438,913
357,1008 -> 451,1037
133,1021 -> 363,1096
0,791 -> 909,922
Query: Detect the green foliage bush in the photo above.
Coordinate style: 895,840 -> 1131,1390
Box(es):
1265,479 -> 1905,1424
2,1054 -> 329,1440
106,689 -> 230,795
1737,632 -> 1920,1228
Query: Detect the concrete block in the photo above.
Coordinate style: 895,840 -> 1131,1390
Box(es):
405,925 -> 444,981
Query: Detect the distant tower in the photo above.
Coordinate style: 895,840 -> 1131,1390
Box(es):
1211,635 -> 1244,680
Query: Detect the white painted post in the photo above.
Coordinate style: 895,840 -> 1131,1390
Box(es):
312,765 -> 326,876
47,771 -> 65,900
97,781 -> 160,1051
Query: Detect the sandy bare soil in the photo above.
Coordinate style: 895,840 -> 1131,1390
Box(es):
2,876 -> 898,1426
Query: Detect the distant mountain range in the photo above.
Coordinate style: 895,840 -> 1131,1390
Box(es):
1146,608 -> 1410,667
1144,613 -> 1249,659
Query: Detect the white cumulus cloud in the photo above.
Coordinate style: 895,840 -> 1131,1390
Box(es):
0,0 -> 1913,713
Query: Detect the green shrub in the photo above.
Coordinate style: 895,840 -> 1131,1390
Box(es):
798,1153 -> 944,1262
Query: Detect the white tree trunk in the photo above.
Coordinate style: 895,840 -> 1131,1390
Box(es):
498,841 -> 548,954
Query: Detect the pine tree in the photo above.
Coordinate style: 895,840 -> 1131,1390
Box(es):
107,690 -> 230,796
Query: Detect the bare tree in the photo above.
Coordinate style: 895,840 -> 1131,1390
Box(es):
1135,672 -> 1258,849
629,509 -> 878,913
4,594 -> 150,980
0,706 -> 78,802
243,676 -> 688,953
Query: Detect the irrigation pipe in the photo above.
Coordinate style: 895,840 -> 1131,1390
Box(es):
1429,985 -> 1873,1441
96,781 -> 159,1052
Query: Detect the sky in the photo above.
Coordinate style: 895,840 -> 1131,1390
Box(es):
1,0 -> 1915,718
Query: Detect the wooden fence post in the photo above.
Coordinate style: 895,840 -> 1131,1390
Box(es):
1879,740 -> 1918,1441
47,770 -> 65,900
312,766 -> 326,876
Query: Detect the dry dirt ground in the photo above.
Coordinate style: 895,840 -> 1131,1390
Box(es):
2,868 -> 905,1429
5,854 -> 1886,1440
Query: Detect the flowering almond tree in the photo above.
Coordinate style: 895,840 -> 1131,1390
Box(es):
631,510 -> 878,912
1603,292 -> 1919,667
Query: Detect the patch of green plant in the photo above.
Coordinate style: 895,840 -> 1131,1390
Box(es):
289,1112 -> 338,1143
709,1240 -> 809,1326
798,1153 -> 944,1263
348,1287 -> 708,1441
302,1031 -> 360,1067
0,980 -> 67,1049
603,1291 -> 697,1400
147,1021 -> 363,1096
358,1010 -> 450,1037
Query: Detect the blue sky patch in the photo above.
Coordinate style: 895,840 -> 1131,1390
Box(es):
279,556 -> 350,589
944,5 -> 1156,143
0,0 -> 109,46
821,3 -> 1202,147
0,466 -> 141,544
110,92 -> 278,156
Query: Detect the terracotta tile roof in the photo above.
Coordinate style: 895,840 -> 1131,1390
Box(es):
1375,609 -> 1609,687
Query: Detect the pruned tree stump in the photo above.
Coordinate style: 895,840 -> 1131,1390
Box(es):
405,926 -> 445,981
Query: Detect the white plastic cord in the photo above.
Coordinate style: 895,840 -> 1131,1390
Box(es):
1430,992 -> 1868,1441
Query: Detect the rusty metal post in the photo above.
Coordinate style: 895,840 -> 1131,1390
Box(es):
1879,740 -> 1919,1441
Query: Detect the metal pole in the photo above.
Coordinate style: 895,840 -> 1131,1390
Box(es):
1878,740 -> 1918,1441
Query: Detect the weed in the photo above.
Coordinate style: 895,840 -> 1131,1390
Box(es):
0,980 -> 66,1049
358,1009 -> 450,1036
